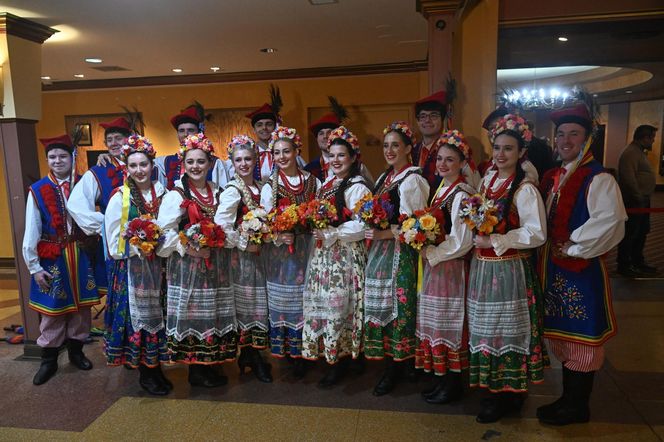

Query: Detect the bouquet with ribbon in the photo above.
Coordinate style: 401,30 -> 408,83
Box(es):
297,198 -> 339,248
179,219 -> 226,267
238,207 -> 271,248
353,192 -> 395,247
268,198 -> 300,254
458,194 -> 504,235
398,208 -> 445,251
122,214 -> 164,258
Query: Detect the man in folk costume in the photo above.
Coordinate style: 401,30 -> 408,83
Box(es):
67,117 -> 134,294
414,90 -> 480,189
305,96 -> 374,187
538,104 -> 627,425
154,102 -> 233,190
247,85 -> 305,184
23,135 -> 100,385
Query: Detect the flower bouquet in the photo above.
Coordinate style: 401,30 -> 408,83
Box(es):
353,192 -> 395,248
178,218 -> 226,267
267,198 -> 301,254
397,208 -> 445,251
297,199 -> 339,248
238,207 -> 271,253
122,214 -> 164,258
458,194 -> 504,235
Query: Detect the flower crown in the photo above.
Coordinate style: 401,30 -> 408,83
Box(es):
178,132 -> 215,160
437,129 -> 471,160
268,126 -> 302,151
228,134 -> 256,157
327,125 -> 360,152
383,121 -> 416,145
122,134 -> 156,159
489,114 -> 533,145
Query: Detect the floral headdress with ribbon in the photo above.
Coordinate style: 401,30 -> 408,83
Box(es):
437,129 -> 471,160
327,125 -> 360,153
178,132 -> 215,160
228,134 -> 256,158
268,126 -> 302,151
489,114 -> 532,145
122,134 -> 157,159
383,120 -> 416,145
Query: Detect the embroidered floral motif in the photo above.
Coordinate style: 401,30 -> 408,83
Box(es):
546,273 -> 588,321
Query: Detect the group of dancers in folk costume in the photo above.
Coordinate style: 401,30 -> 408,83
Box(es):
23,90 -> 626,426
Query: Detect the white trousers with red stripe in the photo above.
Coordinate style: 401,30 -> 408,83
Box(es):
37,307 -> 92,348
546,338 -> 605,372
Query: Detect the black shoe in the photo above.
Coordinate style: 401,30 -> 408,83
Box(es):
421,376 -> 447,399
188,365 -> 228,388
404,359 -> 420,383
139,365 -> 169,396
153,365 -> 173,390
239,347 -> 273,383
636,263 -> 658,275
349,357 -> 366,375
318,359 -> 349,389
292,358 -> 308,380
67,339 -> 93,370
372,360 -> 403,396
617,265 -> 644,278
476,393 -> 523,423
538,369 -> 593,426
425,372 -> 463,404
33,347 -> 59,385
537,366 -> 571,420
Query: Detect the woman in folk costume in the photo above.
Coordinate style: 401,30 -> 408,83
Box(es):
214,135 -> 272,383
104,135 -> 170,395
302,126 -> 371,388
468,114 -> 548,423
157,133 -> 236,388
416,130 -> 475,404
23,135 -> 100,385
260,126 -> 320,379
364,121 -> 429,396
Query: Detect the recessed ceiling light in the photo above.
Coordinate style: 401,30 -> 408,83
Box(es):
558,36 -> 568,42
377,34 -> 392,39
41,76 -> 51,80
625,90 -> 633,94
172,68 -> 183,73
308,0 -> 337,4
592,93 -> 598,97
84,58 -> 103,63
260,48 -> 277,53
210,66 -> 221,72
73,74 -> 85,78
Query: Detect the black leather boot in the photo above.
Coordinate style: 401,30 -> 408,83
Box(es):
425,371 -> 463,404
422,375 -> 447,398
139,365 -> 169,396
537,366 -> 571,420
373,359 -> 403,396
153,365 -> 173,390
539,369 -> 594,425
318,358 -> 349,389
33,347 -> 59,385
476,392 -> 523,423
67,339 -> 93,370
292,358 -> 308,380
188,364 -> 228,388
239,347 -> 273,383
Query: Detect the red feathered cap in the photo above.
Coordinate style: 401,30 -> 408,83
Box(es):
482,105 -> 509,131
550,104 -> 592,132
309,112 -> 340,135
415,90 -> 447,114
99,117 -> 131,132
245,103 -> 277,125
39,134 -> 74,152
170,106 -> 202,129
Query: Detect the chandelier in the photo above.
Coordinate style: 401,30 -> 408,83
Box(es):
501,86 -> 582,110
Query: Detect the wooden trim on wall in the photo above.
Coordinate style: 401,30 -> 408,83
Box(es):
500,9 -> 664,27
42,60 -> 429,92
0,12 -> 57,44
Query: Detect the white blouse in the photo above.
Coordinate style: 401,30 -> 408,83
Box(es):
318,176 -> 372,247
154,155 -> 234,189
214,181 -> 262,250
375,165 -> 430,218
22,177 -> 73,275
67,160 -> 125,236
104,181 -> 166,260
424,185 -> 474,266
259,170 -> 322,212
156,181 -> 222,258
480,171 -> 547,256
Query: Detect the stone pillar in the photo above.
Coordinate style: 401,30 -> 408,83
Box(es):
0,13 -> 57,357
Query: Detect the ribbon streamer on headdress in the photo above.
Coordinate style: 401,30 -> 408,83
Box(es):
117,180 -> 132,256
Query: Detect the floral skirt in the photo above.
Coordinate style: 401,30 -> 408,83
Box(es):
104,260 -> 169,367
415,342 -> 468,376
239,328 -> 268,349
468,256 -> 549,392
168,333 -> 237,364
302,240 -> 366,364
363,240 -> 418,361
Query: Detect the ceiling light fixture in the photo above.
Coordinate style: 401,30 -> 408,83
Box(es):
210,66 -> 221,72
172,68 -> 183,73
41,76 -> 51,80
558,36 -> 568,42
73,74 -> 85,78
308,0 -> 337,4
84,58 -> 103,63
260,48 -> 277,53
502,86 -> 583,110
625,90 -> 633,94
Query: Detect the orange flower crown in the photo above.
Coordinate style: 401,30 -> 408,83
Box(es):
228,134 -> 256,158
383,121 -> 416,145
437,129 -> 471,160
178,132 -> 215,160
269,126 -> 302,151
327,125 -> 360,153
122,134 -> 157,159
489,114 -> 532,145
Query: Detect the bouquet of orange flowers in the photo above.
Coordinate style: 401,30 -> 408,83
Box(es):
178,219 -> 226,268
297,199 -> 339,248
122,214 -> 164,258
459,194 -> 504,235
398,208 -> 445,251
268,198 -> 301,254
